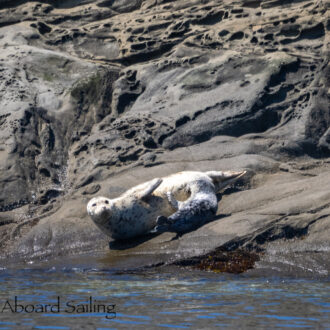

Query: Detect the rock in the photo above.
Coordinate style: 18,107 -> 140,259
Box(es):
0,0 -> 329,275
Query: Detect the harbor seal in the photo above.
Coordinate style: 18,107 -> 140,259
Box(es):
87,170 -> 246,240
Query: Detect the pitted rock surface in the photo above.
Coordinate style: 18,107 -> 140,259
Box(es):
0,0 -> 329,272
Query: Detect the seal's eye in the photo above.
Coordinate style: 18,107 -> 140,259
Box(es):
105,200 -> 109,205
92,203 -> 96,207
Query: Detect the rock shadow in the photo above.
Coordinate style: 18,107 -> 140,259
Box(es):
108,232 -> 161,250
108,212 -> 231,248
168,213 -> 232,241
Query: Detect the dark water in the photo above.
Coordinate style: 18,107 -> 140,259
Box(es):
0,256 -> 329,330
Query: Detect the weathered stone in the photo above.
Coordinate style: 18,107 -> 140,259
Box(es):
0,0 -> 329,275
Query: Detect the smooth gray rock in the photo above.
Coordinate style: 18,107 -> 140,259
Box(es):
0,0 -> 329,275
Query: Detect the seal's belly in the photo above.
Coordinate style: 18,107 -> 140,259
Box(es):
154,171 -> 209,200
111,198 -> 171,239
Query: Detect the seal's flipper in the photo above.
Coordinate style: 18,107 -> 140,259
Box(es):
157,215 -> 170,226
206,170 -> 246,192
154,197 -> 217,235
150,215 -> 172,233
138,178 -> 162,200
151,215 -> 171,233
166,191 -> 180,210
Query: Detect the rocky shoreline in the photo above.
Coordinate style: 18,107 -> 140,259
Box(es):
0,0 -> 329,275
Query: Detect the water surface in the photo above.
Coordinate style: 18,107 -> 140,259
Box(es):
0,257 -> 329,329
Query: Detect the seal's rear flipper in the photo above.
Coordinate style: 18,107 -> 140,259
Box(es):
138,178 -> 162,200
206,170 -> 246,192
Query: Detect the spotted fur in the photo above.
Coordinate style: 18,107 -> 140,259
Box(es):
87,170 -> 246,240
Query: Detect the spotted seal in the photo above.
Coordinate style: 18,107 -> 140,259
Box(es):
87,170 -> 246,240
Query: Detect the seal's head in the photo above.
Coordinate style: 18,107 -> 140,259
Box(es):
87,196 -> 113,226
